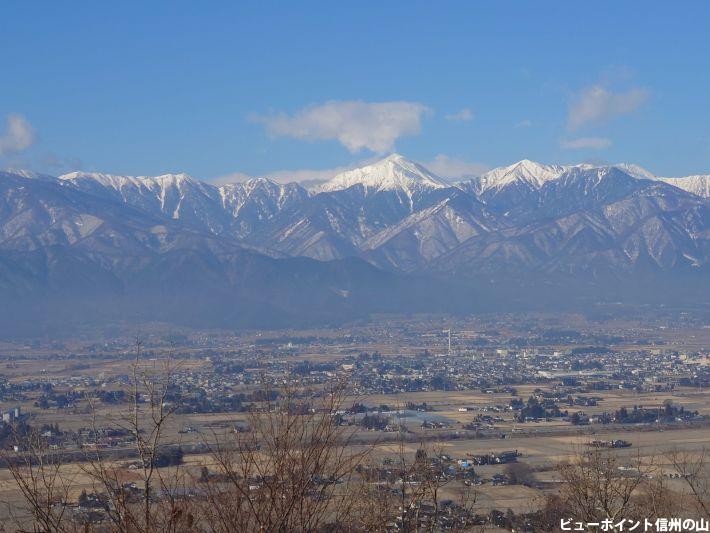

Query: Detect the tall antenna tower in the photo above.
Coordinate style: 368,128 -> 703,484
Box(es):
444,328 -> 451,357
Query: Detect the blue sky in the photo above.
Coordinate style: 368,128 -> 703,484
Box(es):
1,1 -> 709,181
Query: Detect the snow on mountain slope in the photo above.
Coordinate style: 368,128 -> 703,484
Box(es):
473,160 -> 569,194
0,169 -> 203,254
471,160 -> 658,195
6,154 -> 708,279
535,166 -> 653,217
60,171 -> 229,233
60,171 -> 201,192
218,178 -> 309,237
252,155 -> 454,261
612,163 -> 657,180
59,171 -> 217,215
58,171 -> 312,237
460,160 -> 570,213
219,178 -> 307,217
316,154 -> 447,195
660,175 -> 710,198
570,164 -> 709,199
428,166 -> 709,277
2,168 -> 55,181
360,191 -> 493,272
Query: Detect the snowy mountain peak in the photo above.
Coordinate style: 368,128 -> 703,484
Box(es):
475,160 -> 567,193
661,175 -> 710,198
59,171 -> 199,189
150,172 -> 197,186
316,154 -> 447,194
242,176 -> 281,189
605,164 -> 710,198
58,171 -> 145,189
218,177 -> 287,203
2,168 -> 56,181
604,165 -> 710,198
612,163 -> 657,180
472,160 -> 667,196
382,153 -> 408,163
219,177 -> 306,200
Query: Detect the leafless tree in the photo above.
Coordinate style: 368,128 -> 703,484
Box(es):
3,340 -> 195,532
5,358 -> 489,533
196,378 -> 371,532
2,431 -> 80,533
352,432 -> 479,533
553,448 -> 655,532
666,447 -> 710,516
525,446 -> 706,532
80,339 -> 195,532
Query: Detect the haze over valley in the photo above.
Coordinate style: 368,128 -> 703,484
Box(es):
1,154 -> 708,334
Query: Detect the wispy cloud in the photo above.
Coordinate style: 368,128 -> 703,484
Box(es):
561,137 -> 612,150
252,100 -> 430,153
445,108 -> 474,122
211,156 -> 382,186
212,154 -> 488,186
568,85 -> 647,130
213,165 -> 352,186
209,171 -> 253,185
37,152 -> 83,172
0,114 -> 35,156
515,119 -> 532,128
261,165 -> 353,184
425,154 -> 489,180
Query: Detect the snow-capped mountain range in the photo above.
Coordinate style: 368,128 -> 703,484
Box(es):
470,159 -> 709,198
1,155 -> 708,331
4,153 -> 708,270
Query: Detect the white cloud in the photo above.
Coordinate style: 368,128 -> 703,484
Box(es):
0,114 -> 35,156
561,137 -> 612,150
515,119 -> 532,128
568,85 -> 647,130
445,108 -> 474,122
425,154 -> 489,180
252,100 -> 430,153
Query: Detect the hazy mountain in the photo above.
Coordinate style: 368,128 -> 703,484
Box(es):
360,188 -> 493,272
431,166 -> 709,277
661,175 -> 710,198
0,168 -> 472,334
58,171 -> 309,242
315,154 -> 447,196
256,155 -> 457,261
218,178 -> 309,239
59,171 -> 229,233
471,159 -> 568,193
2,154 -> 709,333
592,164 -> 710,198
50,157 -> 710,275
612,163 -> 658,180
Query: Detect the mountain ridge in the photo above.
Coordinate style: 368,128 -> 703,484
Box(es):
2,155 -> 709,332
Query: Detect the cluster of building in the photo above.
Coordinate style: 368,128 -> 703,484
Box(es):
0,313 -> 707,452
0,405 -> 20,423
